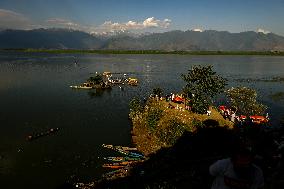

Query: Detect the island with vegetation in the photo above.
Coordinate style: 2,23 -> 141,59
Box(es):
72,65 -> 284,189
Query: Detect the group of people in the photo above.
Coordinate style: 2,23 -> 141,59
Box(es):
219,105 -> 270,126
219,106 -> 237,122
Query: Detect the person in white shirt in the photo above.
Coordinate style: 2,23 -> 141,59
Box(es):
210,146 -> 264,189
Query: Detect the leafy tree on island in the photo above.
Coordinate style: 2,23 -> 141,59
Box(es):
226,86 -> 267,116
153,87 -> 163,98
129,97 -> 143,118
88,74 -> 103,84
182,65 -> 227,114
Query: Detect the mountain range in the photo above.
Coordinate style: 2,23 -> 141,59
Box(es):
1,28 -> 284,51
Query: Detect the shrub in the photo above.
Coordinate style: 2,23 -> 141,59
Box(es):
156,118 -> 187,146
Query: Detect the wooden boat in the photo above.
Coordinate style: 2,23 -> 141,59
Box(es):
103,72 -> 112,77
104,156 -> 142,162
70,82 -> 93,89
102,144 -> 144,158
103,161 -> 136,167
70,85 -> 93,89
102,144 -> 137,151
127,151 -> 144,158
102,164 -> 125,169
102,144 -> 113,149
249,115 -> 269,124
128,78 -> 138,86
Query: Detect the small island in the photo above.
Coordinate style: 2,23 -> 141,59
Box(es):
74,65 -> 284,189
70,72 -> 138,90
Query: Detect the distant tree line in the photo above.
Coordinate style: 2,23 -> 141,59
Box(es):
1,49 -> 284,56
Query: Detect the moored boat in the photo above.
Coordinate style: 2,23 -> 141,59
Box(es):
70,82 -> 93,89
104,156 -> 142,162
128,78 -> 138,86
249,115 -> 269,124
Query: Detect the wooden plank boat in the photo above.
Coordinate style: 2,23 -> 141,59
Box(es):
102,144 -> 137,151
70,85 -> 93,89
102,165 -> 125,169
104,156 -> 142,162
249,115 -> 269,124
70,82 -> 94,89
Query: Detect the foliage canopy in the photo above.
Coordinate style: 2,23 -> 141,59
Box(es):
182,65 -> 227,114
88,74 -> 103,84
129,97 -> 143,117
226,86 -> 267,116
152,87 -> 163,98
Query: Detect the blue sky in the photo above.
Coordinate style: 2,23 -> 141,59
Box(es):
0,0 -> 283,35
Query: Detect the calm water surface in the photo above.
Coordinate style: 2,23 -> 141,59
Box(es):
0,53 -> 284,188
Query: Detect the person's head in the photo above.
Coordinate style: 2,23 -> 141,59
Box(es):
231,146 -> 254,176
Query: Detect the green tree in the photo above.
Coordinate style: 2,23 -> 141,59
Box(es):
129,97 -> 143,117
226,86 -> 267,116
182,65 -> 227,114
156,118 -> 186,146
146,102 -> 163,131
153,87 -> 163,98
88,74 -> 103,84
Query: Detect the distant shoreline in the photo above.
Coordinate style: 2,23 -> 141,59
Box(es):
1,49 -> 284,56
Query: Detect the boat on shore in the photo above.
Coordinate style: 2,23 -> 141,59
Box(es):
104,156 -> 142,162
102,144 -> 137,151
102,161 -> 139,169
250,115 -> 269,124
102,144 -> 144,158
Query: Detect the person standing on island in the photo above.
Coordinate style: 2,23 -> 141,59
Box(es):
209,146 -> 264,189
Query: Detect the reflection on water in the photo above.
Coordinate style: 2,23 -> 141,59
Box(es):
1,53 -> 284,188
87,88 -> 112,98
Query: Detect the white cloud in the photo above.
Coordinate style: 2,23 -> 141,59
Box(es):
143,17 -> 159,27
98,17 -> 171,33
192,28 -> 203,32
0,11 -> 171,34
46,18 -> 79,28
0,9 -> 32,29
257,28 -> 271,34
143,17 -> 171,28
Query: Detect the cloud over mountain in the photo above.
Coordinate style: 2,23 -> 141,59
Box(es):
257,28 -> 271,34
0,9 -> 171,34
98,17 -> 171,32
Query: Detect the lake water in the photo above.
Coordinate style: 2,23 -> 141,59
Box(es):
1,52 -> 284,188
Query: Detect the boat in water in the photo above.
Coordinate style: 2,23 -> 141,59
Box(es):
128,78 -> 138,86
249,115 -> 269,124
70,82 -> 93,89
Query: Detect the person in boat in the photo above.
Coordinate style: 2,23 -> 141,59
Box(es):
210,145 -> 264,189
